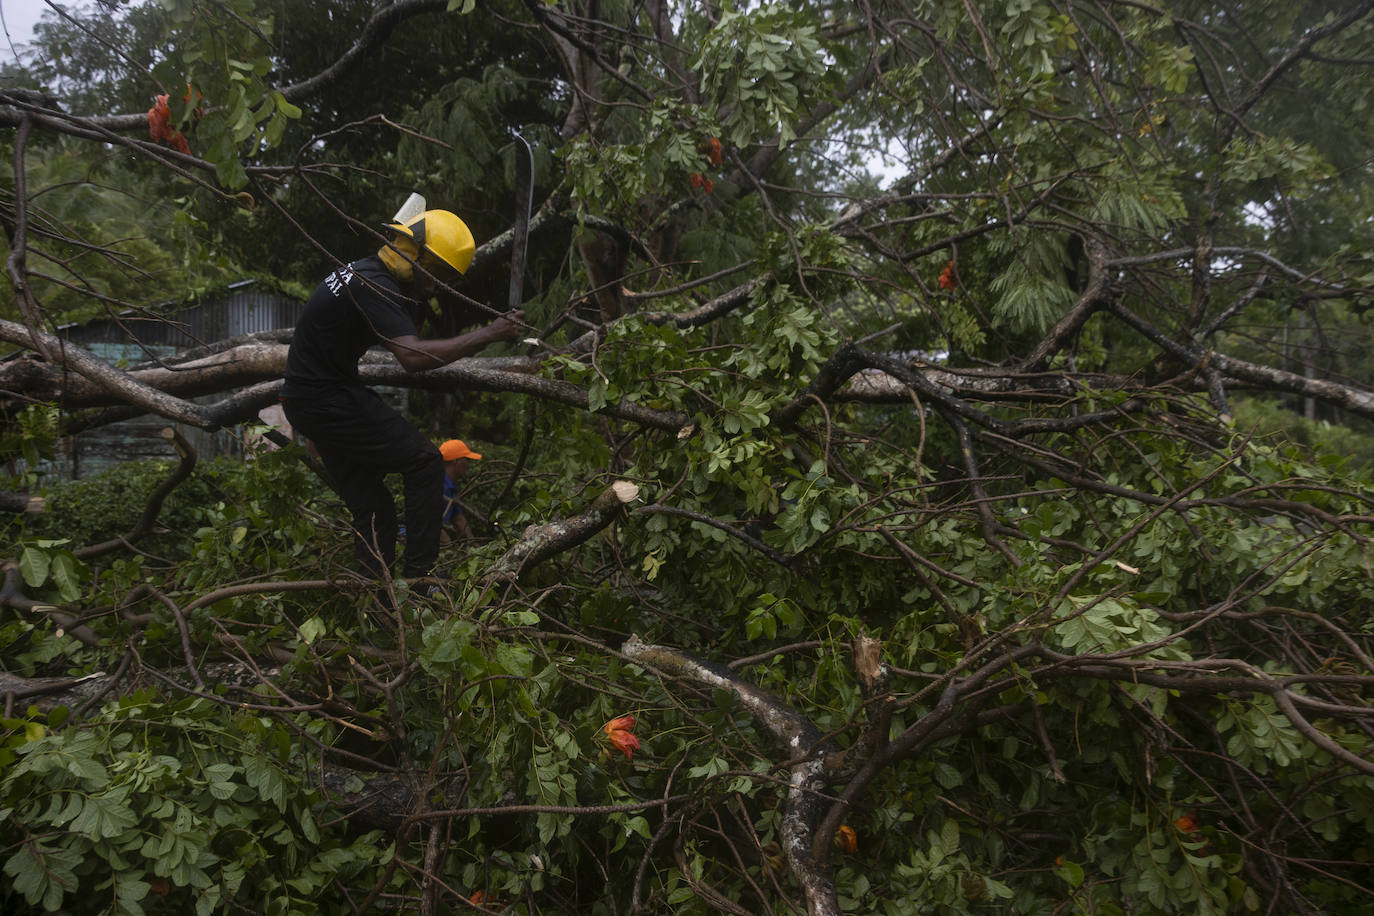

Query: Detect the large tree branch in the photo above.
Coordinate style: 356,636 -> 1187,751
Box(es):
0,317 -> 220,428
1018,236 -> 1111,372
621,638 -> 841,916
1107,299 -> 1374,419
0,337 -> 694,433
483,481 -> 640,584
1229,0 -> 1374,128
278,0 -> 450,101
775,343 -> 1152,438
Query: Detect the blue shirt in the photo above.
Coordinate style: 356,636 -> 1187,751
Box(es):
442,476 -> 463,525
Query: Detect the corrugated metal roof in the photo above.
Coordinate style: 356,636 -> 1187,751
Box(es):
61,284 -> 303,350
41,283 -> 309,479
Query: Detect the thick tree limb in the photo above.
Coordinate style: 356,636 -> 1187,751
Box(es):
483,481 -> 640,584
622,638 -> 840,916
0,317 -> 216,428
0,564 -> 100,646
1222,0 -> 1374,129
1107,299 -> 1374,419
365,364 -> 693,433
0,492 -> 45,514
0,343 -> 527,407
278,0 -> 451,101
0,668 -> 110,714
1018,236 -> 1111,372
781,322 -> 1374,430
0,337 -> 693,432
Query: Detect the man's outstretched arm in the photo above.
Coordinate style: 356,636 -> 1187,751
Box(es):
384,310 -> 526,373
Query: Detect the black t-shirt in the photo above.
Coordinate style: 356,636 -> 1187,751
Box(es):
282,256 -> 421,397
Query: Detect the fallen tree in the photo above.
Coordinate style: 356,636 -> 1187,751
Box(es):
4,1 -> 1374,914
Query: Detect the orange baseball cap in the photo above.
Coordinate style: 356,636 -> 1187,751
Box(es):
439,439 -> 482,461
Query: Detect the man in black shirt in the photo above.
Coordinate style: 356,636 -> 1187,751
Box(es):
281,209 -> 524,581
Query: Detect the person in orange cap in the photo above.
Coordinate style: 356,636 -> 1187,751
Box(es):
439,439 -> 482,542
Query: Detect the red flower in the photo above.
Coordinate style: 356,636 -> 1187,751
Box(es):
1174,812 -> 1207,848
697,135 -> 724,166
938,260 -> 956,290
689,172 -> 704,189
147,94 -> 191,154
833,824 -> 858,854
703,177 -> 714,194
603,715 -> 641,761
468,889 -> 505,911
147,95 -> 171,139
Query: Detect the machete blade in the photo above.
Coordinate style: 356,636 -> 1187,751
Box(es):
508,132 -> 534,312
391,192 -> 426,225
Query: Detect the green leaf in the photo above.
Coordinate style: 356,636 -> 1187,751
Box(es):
70,786 -> 139,839
298,615 -> 326,645
49,552 -> 81,602
299,810 -> 320,844
4,840 -> 83,909
18,546 -> 50,588
932,762 -> 963,789
1056,858 -> 1085,888
244,756 -> 288,812
587,377 -> 609,413
115,874 -> 152,914
492,643 -> 533,677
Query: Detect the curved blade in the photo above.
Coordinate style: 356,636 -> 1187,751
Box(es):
508,132 -> 534,311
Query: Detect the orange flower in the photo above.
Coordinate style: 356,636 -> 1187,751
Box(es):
707,136 -> 723,165
833,824 -> 858,854
603,714 -> 640,761
938,260 -> 957,290
697,135 -> 724,166
147,94 -> 191,154
689,172 -> 704,189
702,177 -> 714,194
468,889 -> 504,910
148,94 -> 172,140
1174,812 -> 1202,839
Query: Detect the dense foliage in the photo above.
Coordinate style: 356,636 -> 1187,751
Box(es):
2,1 -> 1374,914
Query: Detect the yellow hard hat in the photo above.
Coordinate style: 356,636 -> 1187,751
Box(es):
387,209 -> 476,275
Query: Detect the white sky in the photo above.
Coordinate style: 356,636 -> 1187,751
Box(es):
0,0 -> 56,63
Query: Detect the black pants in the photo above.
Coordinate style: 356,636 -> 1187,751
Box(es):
283,386 -> 443,578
